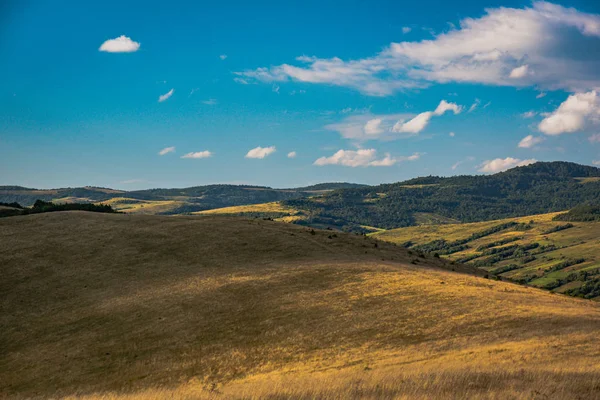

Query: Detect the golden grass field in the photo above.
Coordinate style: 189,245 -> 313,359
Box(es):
2,212 -> 600,399
373,212 -> 600,294
98,197 -> 186,215
196,202 -> 308,223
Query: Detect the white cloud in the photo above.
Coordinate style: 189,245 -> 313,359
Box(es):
272,85 -> 280,94
324,100 -> 461,140
234,77 -> 250,85
518,135 -> 545,148
158,89 -> 174,103
452,156 -> 475,170
287,151 -> 297,158
509,65 -> 529,79
181,151 -> 212,159
99,35 -> 140,53
158,146 -> 176,156
314,149 -> 421,167
449,132 -> 455,137
536,92 -> 547,99
324,113 -> 410,140
220,54 -> 227,60
538,91 -> 600,135
202,98 -> 218,105
593,160 -> 600,166
402,27 -> 412,34
434,100 -> 462,115
364,118 -> 384,135
236,2 -> 600,95
478,157 -> 537,173
245,146 -> 276,159
468,99 -> 480,112
392,100 -> 462,134
522,111 -> 537,118
589,133 -> 600,143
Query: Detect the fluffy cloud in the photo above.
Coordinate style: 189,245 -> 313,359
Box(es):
522,111 -> 537,118
364,118 -> 384,135
158,89 -> 174,103
314,149 -> 421,167
324,100 -> 461,140
478,157 -> 537,173
325,113 -> 410,140
99,35 -> 140,53
402,27 -> 412,34
449,132 -> 456,137
287,151 -> 297,158
392,100 -> 462,134
518,135 -> 545,148
181,151 -> 212,159
158,146 -> 175,156
538,91 -> 600,135
245,146 -> 276,159
509,65 -> 530,79
220,54 -> 227,60
236,2 -> 600,95
593,160 -> 600,166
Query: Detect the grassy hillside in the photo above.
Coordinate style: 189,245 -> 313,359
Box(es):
2,212 -> 600,399
373,212 -> 600,298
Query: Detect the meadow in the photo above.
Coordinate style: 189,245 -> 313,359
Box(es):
2,212 -> 600,399
373,212 -> 600,298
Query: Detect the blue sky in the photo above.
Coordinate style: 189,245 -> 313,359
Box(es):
1,0 -> 600,189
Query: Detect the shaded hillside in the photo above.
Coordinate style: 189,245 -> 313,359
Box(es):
283,162 -> 600,231
2,212 -> 600,399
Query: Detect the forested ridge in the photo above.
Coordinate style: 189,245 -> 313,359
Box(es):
284,162 -> 600,231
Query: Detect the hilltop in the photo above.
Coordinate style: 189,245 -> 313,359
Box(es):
2,212 -> 600,399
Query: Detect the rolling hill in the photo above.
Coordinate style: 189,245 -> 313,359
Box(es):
373,212 -> 600,299
0,183 -> 367,215
282,161 -> 600,231
2,212 -> 600,399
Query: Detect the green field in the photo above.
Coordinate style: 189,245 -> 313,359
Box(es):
373,212 -> 600,298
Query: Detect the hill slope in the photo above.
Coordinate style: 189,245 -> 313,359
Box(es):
373,212 -> 600,298
283,161 -> 600,231
2,212 -> 600,399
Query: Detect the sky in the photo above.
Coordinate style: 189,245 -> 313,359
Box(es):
1,0 -> 600,189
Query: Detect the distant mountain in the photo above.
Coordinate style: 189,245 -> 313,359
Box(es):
284,162 -> 600,231
0,182 -> 367,213
287,182 -> 370,191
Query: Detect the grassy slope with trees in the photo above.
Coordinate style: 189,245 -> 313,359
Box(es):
373,211 -> 600,299
282,161 -> 600,231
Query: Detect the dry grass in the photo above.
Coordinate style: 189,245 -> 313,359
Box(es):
373,212 -> 600,291
1,212 -> 600,399
194,202 -> 298,216
98,197 -> 185,214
